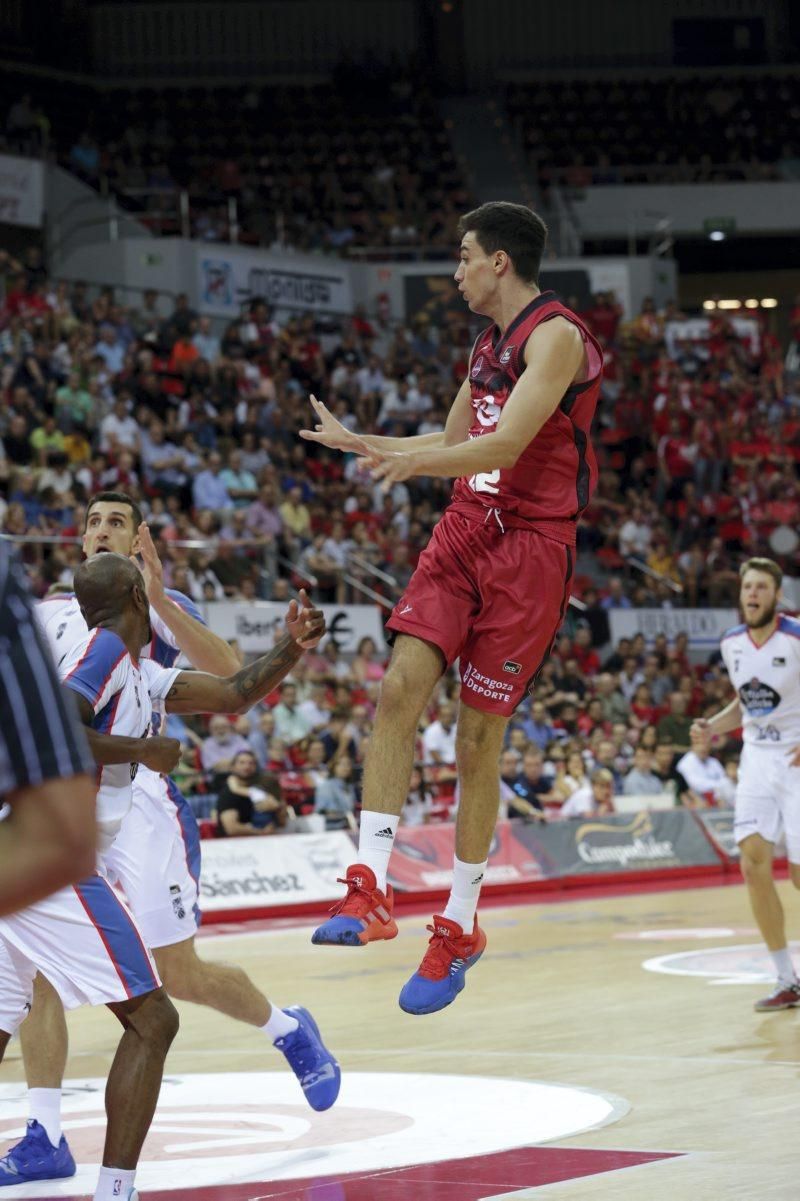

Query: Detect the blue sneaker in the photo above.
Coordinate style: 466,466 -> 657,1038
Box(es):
275,1006 -> 341,1111
0,1119 -> 76,1186
399,914 -> 487,1015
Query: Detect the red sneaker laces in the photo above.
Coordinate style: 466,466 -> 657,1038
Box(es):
418,923 -> 464,979
328,874 -> 373,917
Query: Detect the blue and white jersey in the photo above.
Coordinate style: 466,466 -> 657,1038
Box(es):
720,615 -> 800,748
38,588 -> 204,670
38,587 -> 204,733
59,627 -> 179,849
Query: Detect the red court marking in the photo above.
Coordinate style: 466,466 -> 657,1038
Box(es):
61,1146 -> 682,1200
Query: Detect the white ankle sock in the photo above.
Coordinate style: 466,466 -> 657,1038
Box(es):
29,1088 -> 61,1147
770,947 -> 797,985
94,1165 -> 136,1201
357,811 -> 399,892
261,1005 -> 299,1041
442,855 -> 488,931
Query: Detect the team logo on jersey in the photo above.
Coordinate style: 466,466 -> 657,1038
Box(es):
499,344 -> 514,365
56,621 -> 67,640
738,678 -> 781,717
471,355 -> 484,378
773,657 -> 786,667
502,660 -> 522,675
170,884 -> 186,921
474,394 -> 502,427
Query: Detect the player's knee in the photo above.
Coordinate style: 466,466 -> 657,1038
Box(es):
456,725 -> 495,773
740,852 -> 772,885
377,664 -> 421,723
137,989 -> 180,1053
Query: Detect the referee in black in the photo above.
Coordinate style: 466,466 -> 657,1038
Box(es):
0,542 -> 96,915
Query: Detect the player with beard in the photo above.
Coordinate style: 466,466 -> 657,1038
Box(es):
1,494 -> 337,1190
692,558 -> 800,1011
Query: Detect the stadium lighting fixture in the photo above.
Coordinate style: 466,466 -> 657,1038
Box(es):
761,298 -> 778,308
708,229 -> 726,241
744,299 -> 759,309
717,299 -> 741,310
702,300 -> 717,310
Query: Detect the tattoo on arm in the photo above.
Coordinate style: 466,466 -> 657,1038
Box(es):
164,633 -> 302,714
230,634 -> 302,708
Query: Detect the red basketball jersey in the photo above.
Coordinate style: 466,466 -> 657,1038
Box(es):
450,291 -> 603,545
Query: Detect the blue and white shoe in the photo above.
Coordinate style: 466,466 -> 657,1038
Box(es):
0,1119 -> 76,1186
399,914 -> 487,1015
275,1006 -> 341,1111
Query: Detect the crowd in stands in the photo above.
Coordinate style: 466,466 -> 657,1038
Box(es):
2,240 -> 795,832
507,73 -> 800,188
2,68 -> 470,253
7,69 -> 800,250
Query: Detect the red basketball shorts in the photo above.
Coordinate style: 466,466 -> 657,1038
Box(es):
385,509 -> 573,716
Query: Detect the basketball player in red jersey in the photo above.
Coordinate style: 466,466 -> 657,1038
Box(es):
301,202 -> 603,1014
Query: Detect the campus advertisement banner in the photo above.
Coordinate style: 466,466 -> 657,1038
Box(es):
204,602 -> 386,654
199,831 -> 355,912
608,608 -> 738,651
514,809 -> 722,878
383,822 -> 548,893
196,249 -> 353,316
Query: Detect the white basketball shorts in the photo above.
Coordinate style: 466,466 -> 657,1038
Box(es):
105,768 -> 202,950
0,874 -> 160,1035
735,743 -> 800,862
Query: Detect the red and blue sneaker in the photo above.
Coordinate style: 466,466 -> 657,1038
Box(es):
275,1005 -> 342,1111
0,1120 -> 76,1186
399,914 -> 487,1015
311,864 -> 398,947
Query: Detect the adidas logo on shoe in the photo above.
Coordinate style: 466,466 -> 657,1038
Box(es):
375,826 -> 395,838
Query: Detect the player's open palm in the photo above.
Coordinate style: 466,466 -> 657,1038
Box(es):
286,588 -> 326,649
299,395 -> 373,456
136,522 -> 165,604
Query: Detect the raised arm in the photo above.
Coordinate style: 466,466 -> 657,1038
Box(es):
164,593 -> 325,716
136,523 -> 241,674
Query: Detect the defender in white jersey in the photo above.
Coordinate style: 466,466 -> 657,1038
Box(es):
692,558 -> 800,1013
2,498 -> 340,1193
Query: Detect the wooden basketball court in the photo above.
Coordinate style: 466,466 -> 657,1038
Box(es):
1,878 -> 798,1199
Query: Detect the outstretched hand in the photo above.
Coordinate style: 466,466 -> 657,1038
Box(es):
370,448 -> 421,490
286,588 -> 326,649
135,522 -> 165,604
299,394 -> 374,457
